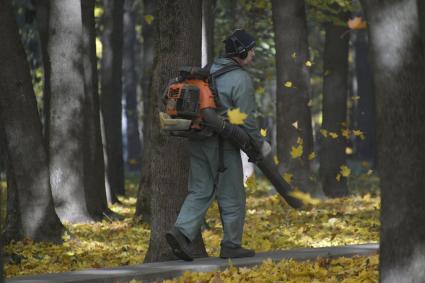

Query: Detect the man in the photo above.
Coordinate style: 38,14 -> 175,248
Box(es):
166,29 -> 264,261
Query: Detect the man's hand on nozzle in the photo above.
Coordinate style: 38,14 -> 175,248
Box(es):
261,141 -> 272,158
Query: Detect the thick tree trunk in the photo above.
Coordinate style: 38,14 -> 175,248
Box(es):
360,0 -> 425,281
101,0 -> 125,199
123,0 -> 142,172
81,0 -> 109,219
144,0 -> 207,262
202,0 -> 217,66
271,0 -> 315,193
135,0 -> 156,223
47,0 -> 94,223
34,0 -> 50,140
353,29 -> 376,166
320,22 -> 349,197
0,0 -> 63,241
3,158 -> 23,243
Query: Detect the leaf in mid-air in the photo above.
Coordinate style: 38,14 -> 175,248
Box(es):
340,165 -> 351,177
227,108 -> 247,125
291,144 -> 303,159
284,81 -> 293,88
144,15 -> 154,25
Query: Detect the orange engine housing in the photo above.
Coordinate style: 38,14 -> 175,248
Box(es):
164,79 -> 216,129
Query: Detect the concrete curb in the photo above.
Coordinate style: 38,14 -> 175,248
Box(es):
6,243 -> 379,283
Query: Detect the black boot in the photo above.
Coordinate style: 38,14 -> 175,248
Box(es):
165,227 -> 193,261
220,246 -> 255,259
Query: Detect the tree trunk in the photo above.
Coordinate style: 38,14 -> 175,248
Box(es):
135,0 -> 156,223
101,0 -> 125,199
34,0 -> 50,141
202,0 -> 217,66
144,0 -> 207,262
271,0 -> 315,193
320,21 -> 349,197
123,0 -> 142,172
81,0 -> 109,219
47,0 -> 94,223
360,0 -> 425,281
3,158 -> 23,243
0,0 -> 63,241
353,29 -> 376,166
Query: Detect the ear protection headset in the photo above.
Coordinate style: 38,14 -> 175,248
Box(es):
224,29 -> 254,59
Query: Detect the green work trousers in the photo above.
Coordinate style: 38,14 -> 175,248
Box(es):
175,138 -> 246,248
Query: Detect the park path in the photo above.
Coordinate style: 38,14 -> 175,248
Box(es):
6,243 -> 378,283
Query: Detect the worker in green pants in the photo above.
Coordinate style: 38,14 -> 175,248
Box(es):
166,29 -> 265,261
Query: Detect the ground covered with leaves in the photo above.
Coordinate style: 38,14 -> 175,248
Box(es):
4,175 -> 380,279
158,255 -> 378,283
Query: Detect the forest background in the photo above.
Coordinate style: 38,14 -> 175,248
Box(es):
1,0 -> 424,282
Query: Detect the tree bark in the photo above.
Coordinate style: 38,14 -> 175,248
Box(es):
135,0 -> 156,223
144,0 -> 207,262
101,0 -> 125,199
47,0 -> 94,223
271,0 -> 315,193
202,0 -> 217,66
123,0 -> 142,172
34,0 -> 50,141
0,0 -> 63,241
320,21 -> 349,197
353,29 -> 376,166
81,0 -> 110,219
360,0 -> 425,281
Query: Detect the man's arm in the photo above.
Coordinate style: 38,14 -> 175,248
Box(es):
232,71 -> 264,148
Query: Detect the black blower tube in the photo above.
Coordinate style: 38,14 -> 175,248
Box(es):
201,108 -> 303,209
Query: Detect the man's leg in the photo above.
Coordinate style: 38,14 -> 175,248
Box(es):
174,143 -> 215,241
214,149 -> 246,248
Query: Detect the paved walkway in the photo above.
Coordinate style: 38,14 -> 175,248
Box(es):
7,243 -> 378,283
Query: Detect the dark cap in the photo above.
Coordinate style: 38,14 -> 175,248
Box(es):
224,29 -> 256,58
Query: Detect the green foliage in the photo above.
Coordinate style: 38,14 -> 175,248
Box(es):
306,0 -> 355,25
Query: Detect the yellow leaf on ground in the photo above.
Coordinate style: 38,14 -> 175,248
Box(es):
292,121 -> 299,129
288,190 -> 321,205
345,147 -> 353,155
320,129 -> 328,137
308,152 -> 316,160
227,108 -> 247,125
291,52 -> 297,59
260,128 -> 267,137
284,81 -> 293,88
291,144 -> 303,159
340,165 -> 351,177
305,60 -> 313,67
273,155 -> 279,165
297,137 -> 303,145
